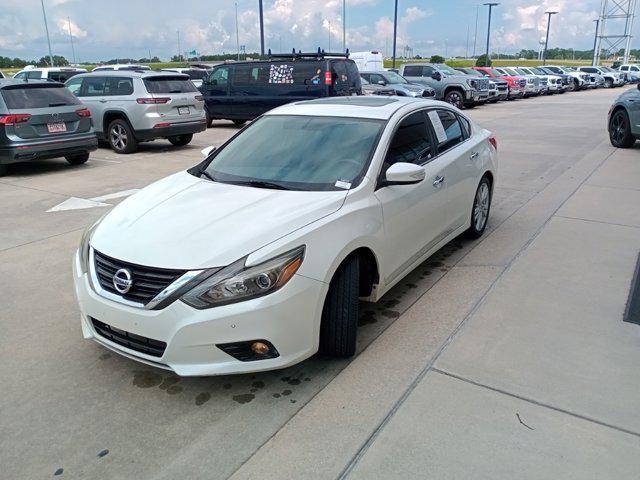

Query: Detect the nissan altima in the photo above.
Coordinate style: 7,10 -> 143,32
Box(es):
73,96 -> 498,376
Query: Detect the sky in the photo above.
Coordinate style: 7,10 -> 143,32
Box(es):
0,0 -> 636,62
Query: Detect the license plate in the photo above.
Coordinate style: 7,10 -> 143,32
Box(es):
178,107 -> 189,115
47,122 -> 67,133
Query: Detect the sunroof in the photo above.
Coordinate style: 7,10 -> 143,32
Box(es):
300,97 -> 399,107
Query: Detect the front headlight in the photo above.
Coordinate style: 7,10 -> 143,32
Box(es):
78,218 -> 102,274
466,79 -> 478,89
181,246 -> 305,309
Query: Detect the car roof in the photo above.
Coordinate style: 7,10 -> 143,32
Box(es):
72,70 -> 189,79
266,96 -> 446,120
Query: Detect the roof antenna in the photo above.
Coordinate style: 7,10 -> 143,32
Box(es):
345,48 -> 350,58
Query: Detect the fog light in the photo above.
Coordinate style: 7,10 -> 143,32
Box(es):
251,341 -> 270,355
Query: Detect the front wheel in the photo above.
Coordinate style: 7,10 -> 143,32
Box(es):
167,134 -> 193,147
319,255 -> 359,357
465,176 -> 492,239
444,90 -> 464,109
65,152 -> 90,165
609,109 -> 636,148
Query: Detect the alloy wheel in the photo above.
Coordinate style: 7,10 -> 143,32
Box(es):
611,113 -> 626,144
110,124 -> 128,151
447,92 -> 463,109
474,182 -> 490,231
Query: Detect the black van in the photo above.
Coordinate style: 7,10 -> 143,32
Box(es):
200,51 -> 362,126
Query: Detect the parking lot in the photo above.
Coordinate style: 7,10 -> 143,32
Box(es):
2,86 -> 640,479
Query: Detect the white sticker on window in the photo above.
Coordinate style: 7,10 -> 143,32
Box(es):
335,180 -> 352,189
428,110 -> 448,144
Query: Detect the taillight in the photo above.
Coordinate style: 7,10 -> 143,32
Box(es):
136,97 -> 170,104
153,122 -> 171,128
325,71 -> 333,86
195,95 -> 204,101
76,108 -> 91,118
489,136 -> 498,151
0,113 -> 31,125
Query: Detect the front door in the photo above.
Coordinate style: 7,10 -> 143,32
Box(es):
374,110 -> 449,286
203,66 -> 231,119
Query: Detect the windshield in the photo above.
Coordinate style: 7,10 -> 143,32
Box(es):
531,68 -> 545,74
382,71 -> 408,84
503,68 -> 519,76
436,64 -> 459,75
202,115 -> 384,191
514,68 -> 529,75
461,69 -> 482,77
487,68 -> 503,76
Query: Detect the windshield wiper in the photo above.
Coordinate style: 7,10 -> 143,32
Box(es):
200,170 -> 216,182
230,180 -> 292,190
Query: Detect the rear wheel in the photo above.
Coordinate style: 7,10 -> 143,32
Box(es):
609,109 -> 636,148
167,134 -> 193,147
205,107 -> 213,128
232,119 -> 247,126
108,119 -> 138,154
605,78 -> 613,88
319,255 -> 359,357
65,152 -> 90,165
465,176 -> 492,239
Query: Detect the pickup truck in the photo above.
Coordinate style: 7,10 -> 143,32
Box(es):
399,63 -> 489,109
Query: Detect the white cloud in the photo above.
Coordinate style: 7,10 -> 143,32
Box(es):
55,18 -> 87,38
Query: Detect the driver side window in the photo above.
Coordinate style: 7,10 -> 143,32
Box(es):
209,67 -> 229,86
369,74 -> 385,84
383,111 -> 434,173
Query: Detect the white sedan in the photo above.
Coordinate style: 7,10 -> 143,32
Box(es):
73,97 -> 498,376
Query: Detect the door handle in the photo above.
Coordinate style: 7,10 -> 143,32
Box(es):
470,151 -> 479,159
433,175 -> 445,187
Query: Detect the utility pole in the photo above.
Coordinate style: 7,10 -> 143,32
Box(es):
542,11 -> 558,65
40,0 -> 54,67
67,16 -> 76,65
258,0 -> 265,56
343,0 -> 346,52
484,3 -> 499,63
235,2 -> 240,61
392,0 -> 399,69
466,23 -> 470,58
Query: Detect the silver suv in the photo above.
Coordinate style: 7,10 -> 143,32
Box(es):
66,71 -> 206,153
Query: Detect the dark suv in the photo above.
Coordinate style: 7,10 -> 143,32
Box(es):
200,50 -> 362,125
0,79 -> 97,176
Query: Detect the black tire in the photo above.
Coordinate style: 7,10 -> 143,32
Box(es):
205,107 -> 214,128
465,176 -> 492,239
233,119 -> 247,126
609,109 -> 636,148
65,152 -> 90,165
0,164 -> 7,177
605,78 -> 613,89
444,89 -> 464,109
167,134 -> 193,147
572,79 -> 580,91
107,119 -> 138,154
319,255 -> 359,357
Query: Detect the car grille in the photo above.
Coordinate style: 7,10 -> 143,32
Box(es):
91,318 -> 167,357
476,78 -> 489,90
93,250 -> 186,305
497,82 -> 508,91
540,78 -> 548,86
518,79 -> 527,87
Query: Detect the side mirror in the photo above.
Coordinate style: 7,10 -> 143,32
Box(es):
431,72 -> 442,81
210,79 -> 218,86
377,80 -> 387,86
383,162 -> 425,186
201,146 -> 216,157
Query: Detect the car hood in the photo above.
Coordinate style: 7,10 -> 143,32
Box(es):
394,83 -> 424,93
91,171 -> 348,270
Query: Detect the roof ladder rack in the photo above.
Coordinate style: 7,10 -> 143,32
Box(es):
267,47 -> 350,60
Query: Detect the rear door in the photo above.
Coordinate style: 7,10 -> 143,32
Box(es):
76,75 -> 107,133
142,75 -> 202,124
330,60 -> 360,96
0,84 -> 90,142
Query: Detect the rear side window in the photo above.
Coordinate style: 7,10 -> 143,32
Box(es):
104,77 -> 134,96
27,71 -> 42,79
384,111 -> 434,167
430,109 -> 464,153
82,76 -> 106,96
49,71 -> 81,83
1,85 -> 81,109
144,76 -> 197,94
234,64 -> 270,86
403,66 -> 423,76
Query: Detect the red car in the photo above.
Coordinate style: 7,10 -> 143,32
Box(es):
473,67 -> 526,99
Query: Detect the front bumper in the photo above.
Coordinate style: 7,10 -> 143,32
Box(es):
135,119 -> 207,141
0,133 -> 98,165
466,90 -> 490,104
73,252 -> 327,376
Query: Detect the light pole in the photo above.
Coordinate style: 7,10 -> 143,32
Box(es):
473,4 -> 479,57
259,0 -> 265,57
235,2 -> 240,61
343,0 -> 346,52
40,0 -> 54,67
484,3 -> 499,64
67,17 -> 76,65
542,11 -> 558,65
392,0 -> 399,69
177,30 -> 181,62
592,19 -> 600,66
328,20 -> 331,51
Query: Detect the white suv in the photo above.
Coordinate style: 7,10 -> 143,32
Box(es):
66,71 -> 206,153
13,66 -> 86,83
73,96 -> 498,375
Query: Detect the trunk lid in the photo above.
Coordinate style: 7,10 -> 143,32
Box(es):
142,75 -> 203,123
